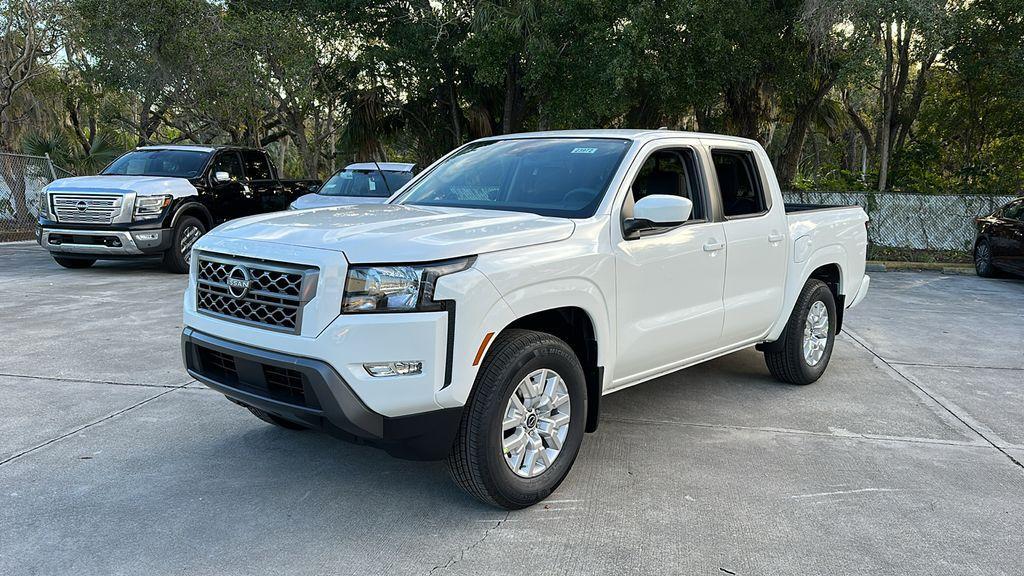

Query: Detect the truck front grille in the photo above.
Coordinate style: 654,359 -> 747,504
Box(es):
51,194 -> 123,224
195,253 -> 319,334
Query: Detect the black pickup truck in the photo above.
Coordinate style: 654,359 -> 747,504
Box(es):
36,145 -> 320,272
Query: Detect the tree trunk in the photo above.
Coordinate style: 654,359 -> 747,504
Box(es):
503,55 -> 520,134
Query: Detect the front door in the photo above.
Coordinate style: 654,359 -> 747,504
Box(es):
207,151 -> 248,222
612,144 -> 726,385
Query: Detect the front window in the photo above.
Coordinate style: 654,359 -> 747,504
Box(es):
102,149 -> 210,178
319,169 -> 413,198
394,138 -> 631,218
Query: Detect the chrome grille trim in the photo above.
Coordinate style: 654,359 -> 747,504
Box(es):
195,252 -> 319,334
51,194 -> 124,224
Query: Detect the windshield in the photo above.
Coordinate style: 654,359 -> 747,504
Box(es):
319,169 -> 414,198
102,150 -> 210,178
395,138 -> 631,218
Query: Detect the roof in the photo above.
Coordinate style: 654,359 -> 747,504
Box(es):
136,145 -> 217,153
476,129 -> 760,146
344,162 -> 416,172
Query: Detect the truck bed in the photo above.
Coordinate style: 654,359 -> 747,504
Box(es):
784,202 -> 850,213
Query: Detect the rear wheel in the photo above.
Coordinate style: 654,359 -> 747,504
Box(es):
246,406 -> 307,430
52,256 -> 96,269
163,216 -> 205,274
447,329 -> 586,509
974,238 -> 997,278
764,279 -> 837,385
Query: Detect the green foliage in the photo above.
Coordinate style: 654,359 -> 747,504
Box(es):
3,0 -> 1022,193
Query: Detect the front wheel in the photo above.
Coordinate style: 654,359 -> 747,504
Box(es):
764,279 -> 837,385
447,329 -> 587,509
974,238 -> 997,278
163,216 -> 205,274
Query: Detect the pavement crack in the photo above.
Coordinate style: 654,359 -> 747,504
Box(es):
427,511 -> 509,574
845,330 -> 1024,472
601,415 -> 989,449
887,361 -> 1024,372
0,384 -> 187,467
0,371 -> 188,389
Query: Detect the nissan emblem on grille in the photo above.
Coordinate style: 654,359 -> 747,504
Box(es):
226,266 -> 252,299
76,201 -> 88,211
195,255 -> 318,334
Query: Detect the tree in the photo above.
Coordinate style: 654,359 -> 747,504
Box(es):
0,0 -> 60,149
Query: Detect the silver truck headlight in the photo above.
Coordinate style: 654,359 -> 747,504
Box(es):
341,257 -> 473,313
133,195 -> 172,221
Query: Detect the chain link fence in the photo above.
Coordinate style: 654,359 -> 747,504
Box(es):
783,190 -> 1018,252
0,153 -> 74,242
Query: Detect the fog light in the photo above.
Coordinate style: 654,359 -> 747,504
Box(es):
363,361 -> 422,377
133,231 -> 160,242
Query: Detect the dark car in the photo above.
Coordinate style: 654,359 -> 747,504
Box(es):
974,197 -> 1024,278
36,145 -> 320,273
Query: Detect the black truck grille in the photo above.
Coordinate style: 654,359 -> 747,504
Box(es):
195,254 -> 318,334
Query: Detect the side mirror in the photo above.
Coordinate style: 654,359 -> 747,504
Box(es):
308,183 -> 321,193
624,195 -> 692,238
213,171 -> 231,183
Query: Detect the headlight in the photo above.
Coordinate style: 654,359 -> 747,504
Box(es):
134,195 -> 172,221
37,187 -> 50,219
341,257 -> 474,313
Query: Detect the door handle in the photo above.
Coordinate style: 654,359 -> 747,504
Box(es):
703,240 -> 725,252
768,232 -> 784,243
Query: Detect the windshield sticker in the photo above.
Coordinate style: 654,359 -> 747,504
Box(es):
571,147 -> 598,154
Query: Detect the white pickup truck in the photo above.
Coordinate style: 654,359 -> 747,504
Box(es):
181,129 -> 869,509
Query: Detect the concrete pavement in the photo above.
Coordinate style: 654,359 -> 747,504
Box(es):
1,242 -> 1022,575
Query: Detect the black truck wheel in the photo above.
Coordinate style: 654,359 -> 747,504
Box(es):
163,216 -> 206,274
447,329 -> 587,509
763,279 -> 837,385
52,256 -> 96,269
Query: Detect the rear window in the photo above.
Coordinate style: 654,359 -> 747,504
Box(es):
395,138 -> 630,218
241,151 -> 273,180
102,150 -> 210,178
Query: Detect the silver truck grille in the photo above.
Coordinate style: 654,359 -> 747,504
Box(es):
51,194 -> 123,224
195,254 -> 319,334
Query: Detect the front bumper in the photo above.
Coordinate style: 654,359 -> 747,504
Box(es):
38,225 -> 172,257
182,328 -> 463,460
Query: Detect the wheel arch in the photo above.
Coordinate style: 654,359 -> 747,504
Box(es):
170,201 -> 214,231
766,245 -> 848,343
497,306 -> 603,433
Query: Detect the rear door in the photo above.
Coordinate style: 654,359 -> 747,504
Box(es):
703,141 -> 787,346
241,150 -> 289,213
612,140 -> 727,384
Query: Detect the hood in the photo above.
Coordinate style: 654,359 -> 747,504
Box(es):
46,175 -> 197,198
290,193 -> 388,210
207,204 -> 575,263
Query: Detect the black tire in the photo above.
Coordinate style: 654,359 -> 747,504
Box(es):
447,329 -> 587,509
52,256 -> 96,269
764,279 -> 837,385
246,406 -> 307,430
974,238 -> 997,278
163,216 -> 206,274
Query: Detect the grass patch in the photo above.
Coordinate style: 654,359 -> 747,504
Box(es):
867,245 -> 971,264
